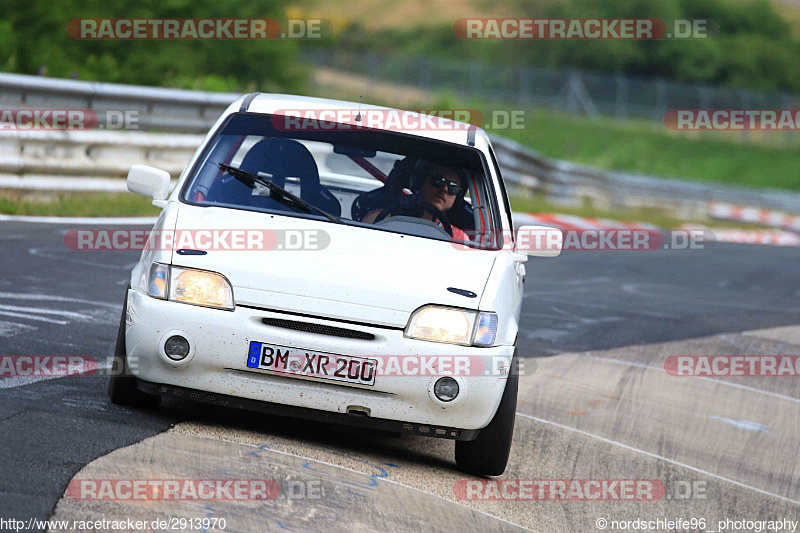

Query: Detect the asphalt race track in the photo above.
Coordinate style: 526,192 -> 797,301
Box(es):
1,220 -> 800,532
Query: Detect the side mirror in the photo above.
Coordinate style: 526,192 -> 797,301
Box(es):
127,165 -> 171,201
515,225 -> 563,257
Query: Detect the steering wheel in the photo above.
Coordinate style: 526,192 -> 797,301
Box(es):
374,194 -> 453,237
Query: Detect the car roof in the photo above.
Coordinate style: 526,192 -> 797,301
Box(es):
234,93 -> 490,148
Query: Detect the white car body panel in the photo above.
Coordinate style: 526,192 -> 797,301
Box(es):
126,289 -> 513,429
168,204 -> 499,327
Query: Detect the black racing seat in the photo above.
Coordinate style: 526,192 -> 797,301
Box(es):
351,157 -> 415,222
448,198 -> 475,232
208,138 -> 342,217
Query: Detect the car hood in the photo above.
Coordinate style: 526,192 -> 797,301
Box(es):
170,205 -> 497,327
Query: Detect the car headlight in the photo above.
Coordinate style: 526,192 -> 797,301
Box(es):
405,306 -> 498,347
147,263 -> 234,310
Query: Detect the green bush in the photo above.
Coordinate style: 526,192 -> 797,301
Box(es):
1,0 -> 307,93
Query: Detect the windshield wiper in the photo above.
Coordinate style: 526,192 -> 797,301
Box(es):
217,162 -> 341,224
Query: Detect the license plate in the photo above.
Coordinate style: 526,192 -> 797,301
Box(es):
247,341 -> 376,386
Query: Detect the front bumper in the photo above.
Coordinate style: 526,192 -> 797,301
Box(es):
126,289 -> 514,431
137,379 -> 480,440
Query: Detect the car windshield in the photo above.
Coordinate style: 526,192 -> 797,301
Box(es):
181,112 -> 503,248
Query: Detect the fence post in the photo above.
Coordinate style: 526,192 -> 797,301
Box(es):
367,54 -> 378,77
566,70 -> 598,117
655,78 -> 667,121
518,66 -> 532,107
781,93 -> 792,147
419,58 -> 430,88
566,70 -> 578,113
698,86 -> 709,108
615,73 -> 629,120
739,90 -> 751,145
468,62 -> 478,99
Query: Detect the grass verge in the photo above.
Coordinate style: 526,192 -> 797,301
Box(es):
0,192 -> 159,217
491,109 -> 800,191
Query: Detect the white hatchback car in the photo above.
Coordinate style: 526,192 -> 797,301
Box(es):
109,93 -> 560,475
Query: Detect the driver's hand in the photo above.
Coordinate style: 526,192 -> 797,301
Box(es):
362,209 -> 383,224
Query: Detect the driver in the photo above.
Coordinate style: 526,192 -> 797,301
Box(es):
363,163 -> 470,241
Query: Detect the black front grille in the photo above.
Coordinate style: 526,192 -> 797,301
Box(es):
261,318 -> 376,340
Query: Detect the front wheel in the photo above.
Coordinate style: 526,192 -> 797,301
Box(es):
455,358 -> 518,476
107,289 -> 160,408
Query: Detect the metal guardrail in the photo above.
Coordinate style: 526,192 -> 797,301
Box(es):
490,135 -> 800,217
0,129 -> 201,192
2,71 -> 800,218
0,71 -> 236,133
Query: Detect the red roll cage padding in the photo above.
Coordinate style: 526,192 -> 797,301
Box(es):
194,135 -> 247,202
472,175 -> 486,239
349,156 -> 387,183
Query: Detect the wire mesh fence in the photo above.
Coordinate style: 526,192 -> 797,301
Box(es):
306,50 -> 799,146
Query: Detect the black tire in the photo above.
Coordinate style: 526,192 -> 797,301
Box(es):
107,289 -> 161,408
455,358 -> 518,476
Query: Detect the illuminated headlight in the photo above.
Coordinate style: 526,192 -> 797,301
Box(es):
147,263 -> 234,310
170,267 -> 234,310
405,306 -> 498,347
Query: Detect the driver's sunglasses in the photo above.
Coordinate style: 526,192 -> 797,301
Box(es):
428,173 -> 462,196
